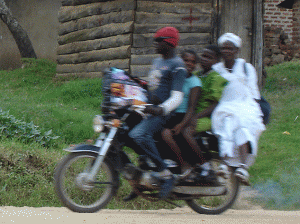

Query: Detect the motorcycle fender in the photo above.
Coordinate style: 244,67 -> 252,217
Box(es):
63,144 -> 100,153
64,144 -> 131,171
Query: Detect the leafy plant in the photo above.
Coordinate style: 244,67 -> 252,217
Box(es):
0,109 -> 59,147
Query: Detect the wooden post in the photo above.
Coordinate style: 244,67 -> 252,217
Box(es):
252,0 -> 264,90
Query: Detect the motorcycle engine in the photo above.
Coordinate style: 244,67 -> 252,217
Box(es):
139,171 -> 159,189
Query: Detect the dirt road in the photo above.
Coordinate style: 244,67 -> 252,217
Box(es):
1,206 -> 300,224
1,188 -> 298,224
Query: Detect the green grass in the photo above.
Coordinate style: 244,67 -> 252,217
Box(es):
0,59 -> 299,210
249,61 -> 300,210
0,58 -> 102,146
0,140 -> 64,206
0,139 -> 177,209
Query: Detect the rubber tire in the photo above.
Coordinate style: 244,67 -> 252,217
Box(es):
54,151 -> 119,213
185,174 -> 240,215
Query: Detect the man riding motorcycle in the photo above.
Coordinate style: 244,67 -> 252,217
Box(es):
124,27 -> 188,201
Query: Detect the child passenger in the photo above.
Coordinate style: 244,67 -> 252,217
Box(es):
161,50 -> 202,175
181,45 -> 228,178
162,45 -> 228,179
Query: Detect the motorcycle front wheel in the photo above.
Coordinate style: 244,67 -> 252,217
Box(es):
54,151 -> 119,213
185,161 -> 239,215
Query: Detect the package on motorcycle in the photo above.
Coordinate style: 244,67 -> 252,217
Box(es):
101,67 -> 148,156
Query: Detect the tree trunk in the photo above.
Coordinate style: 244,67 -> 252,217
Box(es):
0,0 -> 37,58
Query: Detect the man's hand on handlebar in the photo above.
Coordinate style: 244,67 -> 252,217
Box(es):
130,104 -> 163,117
144,105 -> 163,116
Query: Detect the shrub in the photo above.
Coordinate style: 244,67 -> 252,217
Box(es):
0,109 -> 59,147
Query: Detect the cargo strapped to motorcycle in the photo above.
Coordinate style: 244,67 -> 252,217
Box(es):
102,68 -> 148,114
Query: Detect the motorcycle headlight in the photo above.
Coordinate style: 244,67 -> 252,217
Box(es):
93,115 -> 105,133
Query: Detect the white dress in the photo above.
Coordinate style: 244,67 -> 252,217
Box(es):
211,59 -> 266,167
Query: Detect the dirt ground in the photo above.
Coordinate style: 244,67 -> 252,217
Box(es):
1,187 -> 298,224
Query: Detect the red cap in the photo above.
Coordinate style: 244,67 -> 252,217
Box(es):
154,27 -> 180,47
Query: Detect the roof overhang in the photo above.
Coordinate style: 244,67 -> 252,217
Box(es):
277,0 -> 295,9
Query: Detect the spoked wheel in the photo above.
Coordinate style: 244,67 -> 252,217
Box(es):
54,151 -> 119,213
185,160 -> 239,215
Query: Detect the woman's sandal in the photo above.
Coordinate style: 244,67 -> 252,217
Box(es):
234,165 -> 250,186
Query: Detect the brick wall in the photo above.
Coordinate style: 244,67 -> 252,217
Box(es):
263,0 -> 297,66
264,0 -> 293,39
292,0 -> 300,53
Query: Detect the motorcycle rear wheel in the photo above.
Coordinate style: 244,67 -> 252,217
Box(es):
54,151 -> 119,213
185,161 -> 239,215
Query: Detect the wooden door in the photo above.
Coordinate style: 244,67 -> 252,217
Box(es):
218,0 -> 253,62
131,0 -> 214,78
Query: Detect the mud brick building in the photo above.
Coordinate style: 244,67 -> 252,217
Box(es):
6,0 -> 300,85
56,0 -> 265,87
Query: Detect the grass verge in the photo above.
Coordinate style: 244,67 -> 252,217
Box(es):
0,59 -> 102,146
249,61 -> 300,210
0,139 -> 177,209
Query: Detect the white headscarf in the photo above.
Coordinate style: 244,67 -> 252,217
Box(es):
218,33 -> 242,48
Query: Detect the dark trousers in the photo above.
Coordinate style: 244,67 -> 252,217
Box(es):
128,115 -> 170,172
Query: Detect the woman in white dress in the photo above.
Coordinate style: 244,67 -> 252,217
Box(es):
211,33 -> 266,186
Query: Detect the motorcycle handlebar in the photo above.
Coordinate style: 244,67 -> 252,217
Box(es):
129,104 -> 152,117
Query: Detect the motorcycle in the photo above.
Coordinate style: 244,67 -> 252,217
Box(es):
54,69 -> 240,214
